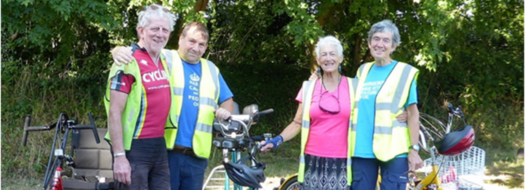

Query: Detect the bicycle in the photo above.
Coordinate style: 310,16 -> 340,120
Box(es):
409,103 -> 476,190
203,104 -> 274,190
277,103 -> 476,190
21,112 -> 100,190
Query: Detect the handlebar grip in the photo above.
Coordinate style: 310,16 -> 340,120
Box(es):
73,125 -> 95,129
257,109 -> 274,117
251,135 -> 265,141
88,113 -> 100,144
22,115 -> 31,146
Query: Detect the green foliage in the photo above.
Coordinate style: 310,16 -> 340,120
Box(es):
219,62 -> 310,135
1,0 -> 523,182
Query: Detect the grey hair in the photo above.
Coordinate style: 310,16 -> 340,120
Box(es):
137,4 -> 176,31
367,20 -> 401,46
314,35 -> 343,57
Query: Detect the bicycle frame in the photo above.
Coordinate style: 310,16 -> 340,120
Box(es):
50,164 -> 63,190
22,112 -> 99,190
203,104 -> 273,190
413,147 -> 443,190
411,103 -> 468,190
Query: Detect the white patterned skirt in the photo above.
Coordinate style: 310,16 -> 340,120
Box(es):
302,154 -> 350,190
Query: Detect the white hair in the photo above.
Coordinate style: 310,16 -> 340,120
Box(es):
137,4 -> 176,31
367,19 -> 401,46
314,35 -> 343,57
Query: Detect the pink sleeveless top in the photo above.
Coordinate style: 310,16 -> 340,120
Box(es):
296,78 -> 350,158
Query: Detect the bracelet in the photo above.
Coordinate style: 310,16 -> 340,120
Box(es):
292,120 -> 301,125
266,135 -> 284,149
113,152 -> 126,157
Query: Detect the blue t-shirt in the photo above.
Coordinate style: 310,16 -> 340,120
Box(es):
354,61 -> 418,158
175,60 -> 233,148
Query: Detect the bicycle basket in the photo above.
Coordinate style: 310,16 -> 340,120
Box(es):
423,146 -> 486,190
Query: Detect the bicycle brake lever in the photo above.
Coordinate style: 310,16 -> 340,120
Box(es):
456,106 -> 465,118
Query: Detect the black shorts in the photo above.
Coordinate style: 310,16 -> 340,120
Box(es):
114,137 -> 170,190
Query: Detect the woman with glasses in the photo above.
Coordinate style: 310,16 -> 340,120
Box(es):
350,20 -> 423,190
260,35 -> 406,190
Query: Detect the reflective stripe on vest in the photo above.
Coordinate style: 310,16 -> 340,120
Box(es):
297,77 -> 357,186
162,49 -> 220,159
351,62 -> 419,161
104,56 -> 173,151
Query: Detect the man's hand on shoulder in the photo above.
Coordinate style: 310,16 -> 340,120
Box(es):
111,46 -> 133,66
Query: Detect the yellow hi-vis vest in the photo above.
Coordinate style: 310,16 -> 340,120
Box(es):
104,55 -> 176,151
298,77 -> 358,186
351,62 -> 419,162
162,49 -> 220,159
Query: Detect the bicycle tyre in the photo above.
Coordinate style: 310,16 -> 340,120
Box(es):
279,175 -> 300,190
419,113 -> 447,154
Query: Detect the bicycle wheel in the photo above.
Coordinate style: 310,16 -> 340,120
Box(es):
419,113 -> 446,154
279,174 -> 300,190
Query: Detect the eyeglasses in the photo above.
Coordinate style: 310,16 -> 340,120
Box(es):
318,83 -> 340,114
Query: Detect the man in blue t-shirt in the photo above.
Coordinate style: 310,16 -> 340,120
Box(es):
168,22 -> 234,190
111,22 -> 234,190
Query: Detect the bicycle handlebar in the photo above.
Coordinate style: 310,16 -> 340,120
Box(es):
254,108 -> 274,117
21,112 -> 100,146
447,103 -> 464,118
217,108 -> 274,140
22,115 -> 51,146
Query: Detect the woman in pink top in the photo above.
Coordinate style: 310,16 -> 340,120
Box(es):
261,36 -> 406,190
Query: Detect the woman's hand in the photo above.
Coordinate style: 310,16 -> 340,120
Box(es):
308,72 -> 319,81
259,141 -> 274,152
396,110 -> 408,122
408,150 -> 423,171
111,46 -> 133,66
260,135 -> 283,152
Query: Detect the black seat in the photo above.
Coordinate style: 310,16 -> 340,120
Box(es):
63,128 -> 113,190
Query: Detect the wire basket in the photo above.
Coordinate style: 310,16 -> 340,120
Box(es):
423,146 -> 485,190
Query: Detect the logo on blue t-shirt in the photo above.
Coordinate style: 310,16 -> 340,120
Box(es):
360,81 -> 384,100
188,72 -> 200,107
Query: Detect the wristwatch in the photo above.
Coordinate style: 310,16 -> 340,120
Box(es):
410,144 -> 420,152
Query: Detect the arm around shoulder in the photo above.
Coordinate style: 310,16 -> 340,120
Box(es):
110,46 -> 133,66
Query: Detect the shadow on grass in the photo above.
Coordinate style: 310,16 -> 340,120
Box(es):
483,147 -> 524,189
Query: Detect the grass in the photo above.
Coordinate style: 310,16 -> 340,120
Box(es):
1,178 -> 41,190
2,141 -> 523,189
483,148 -> 524,189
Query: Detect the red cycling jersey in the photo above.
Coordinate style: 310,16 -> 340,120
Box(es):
110,44 -> 171,139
